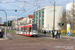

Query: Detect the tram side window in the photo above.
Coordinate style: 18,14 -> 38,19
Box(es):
17,28 -> 19,31
24,27 -> 26,32
21,28 -> 23,31
16,28 -> 18,31
19,28 -> 21,31
27,27 -> 29,31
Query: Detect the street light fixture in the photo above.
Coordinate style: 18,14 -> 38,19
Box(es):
0,10 -> 7,38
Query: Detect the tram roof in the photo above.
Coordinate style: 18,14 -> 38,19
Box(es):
18,23 -> 36,26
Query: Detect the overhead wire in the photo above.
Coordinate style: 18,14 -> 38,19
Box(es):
0,0 -> 73,20
15,0 -> 71,15
15,0 -> 32,4
0,2 -> 24,10
56,0 -> 71,6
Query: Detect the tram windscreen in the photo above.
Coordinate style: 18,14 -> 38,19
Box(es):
32,24 -> 37,31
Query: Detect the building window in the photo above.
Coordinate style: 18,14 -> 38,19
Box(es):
42,19 -> 44,21
42,11 -> 44,14
42,8 -> 44,11
42,23 -> 44,25
42,15 -> 44,17
42,25 -> 44,28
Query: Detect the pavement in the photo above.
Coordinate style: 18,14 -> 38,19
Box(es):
0,35 -> 75,50
38,33 -> 75,41
0,33 -> 75,41
0,33 -> 75,50
0,33 -> 14,40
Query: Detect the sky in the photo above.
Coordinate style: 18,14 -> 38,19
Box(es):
0,0 -> 74,24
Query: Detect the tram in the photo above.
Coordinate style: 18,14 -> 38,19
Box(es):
16,24 -> 38,37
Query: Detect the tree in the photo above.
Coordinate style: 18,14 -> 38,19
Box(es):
4,22 -> 6,26
8,21 -> 12,26
59,10 -> 67,30
66,6 -> 75,30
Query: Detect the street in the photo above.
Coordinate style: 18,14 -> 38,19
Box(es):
0,33 -> 75,50
0,0 -> 75,50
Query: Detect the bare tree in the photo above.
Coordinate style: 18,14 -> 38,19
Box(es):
59,10 -> 67,31
66,6 -> 75,30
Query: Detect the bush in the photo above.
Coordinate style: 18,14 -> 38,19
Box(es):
61,30 -> 75,34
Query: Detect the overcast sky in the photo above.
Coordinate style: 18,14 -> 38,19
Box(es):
0,0 -> 73,23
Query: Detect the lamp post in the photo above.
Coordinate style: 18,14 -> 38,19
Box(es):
0,10 -> 7,38
53,1 -> 55,30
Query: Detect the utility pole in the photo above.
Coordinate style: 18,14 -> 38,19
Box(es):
53,1 -> 55,30
72,0 -> 74,37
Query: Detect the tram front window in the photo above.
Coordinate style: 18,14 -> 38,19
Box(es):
32,24 -> 37,31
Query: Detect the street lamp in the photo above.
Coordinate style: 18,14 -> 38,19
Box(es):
0,10 -> 7,38
53,1 -> 55,30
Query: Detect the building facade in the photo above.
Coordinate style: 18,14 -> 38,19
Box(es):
66,2 -> 75,27
28,15 -> 34,23
0,17 -> 2,24
33,6 -> 62,30
66,2 -> 75,11
66,2 -> 75,18
12,17 -> 33,29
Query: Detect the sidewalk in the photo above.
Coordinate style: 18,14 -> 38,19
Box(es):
0,33 -> 14,40
0,38 -> 8,40
62,36 -> 75,40
38,33 -> 75,41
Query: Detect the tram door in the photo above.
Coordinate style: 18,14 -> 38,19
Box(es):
29,27 -> 31,35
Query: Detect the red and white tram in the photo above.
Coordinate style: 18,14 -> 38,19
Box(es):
16,24 -> 38,37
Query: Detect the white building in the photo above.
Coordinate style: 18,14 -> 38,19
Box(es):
66,2 -> 75,27
33,6 -> 63,30
66,2 -> 75,11
66,2 -> 75,20
12,17 -> 33,29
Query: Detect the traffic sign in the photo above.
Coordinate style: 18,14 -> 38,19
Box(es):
67,24 -> 70,36
67,32 -> 70,36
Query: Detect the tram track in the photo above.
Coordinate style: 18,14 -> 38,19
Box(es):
6,33 -> 75,50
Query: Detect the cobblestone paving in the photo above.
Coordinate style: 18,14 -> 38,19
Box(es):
0,33 -> 75,50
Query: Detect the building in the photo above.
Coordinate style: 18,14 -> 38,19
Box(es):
28,15 -> 33,18
0,17 -> 2,24
12,17 -> 33,29
66,2 -> 75,11
0,17 -> 2,28
66,2 -> 75,27
12,20 -> 17,30
28,15 -> 33,23
66,2 -> 75,19
33,6 -> 62,30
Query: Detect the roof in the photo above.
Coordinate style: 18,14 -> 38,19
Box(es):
0,24 -> 4,26
28,15 -> 33,18
17,17 -> 25,21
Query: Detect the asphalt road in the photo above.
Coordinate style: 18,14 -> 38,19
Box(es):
0,33 -> 75,50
